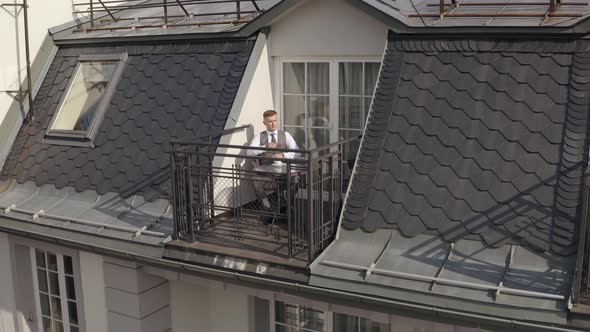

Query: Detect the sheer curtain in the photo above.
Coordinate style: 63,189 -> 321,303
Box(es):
283,62 -> 330,150
307,62 -> 330,149
282,61 -> 379,151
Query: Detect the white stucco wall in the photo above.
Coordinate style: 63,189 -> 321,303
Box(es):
170,279 -> 249,332
103,256 -> 171,332
221,31 -> 275,146
0,232 -> 17,332
213,31 -> 275,207
268,0 -> 388,58
0,0 -> 73,167
165,272 -> 494,332
79,251 -> 108,332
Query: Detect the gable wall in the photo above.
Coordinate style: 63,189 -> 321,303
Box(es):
268,0 -> 388,57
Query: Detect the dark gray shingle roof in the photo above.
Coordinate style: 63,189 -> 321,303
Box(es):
342,34 -> 590,256
1,40 -> 253,197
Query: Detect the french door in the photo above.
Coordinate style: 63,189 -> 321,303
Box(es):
279,59 -> 380,160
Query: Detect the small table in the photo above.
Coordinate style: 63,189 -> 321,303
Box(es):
253,163 -> 301,174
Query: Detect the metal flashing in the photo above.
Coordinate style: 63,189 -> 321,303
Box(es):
312,228 -> 574,321
0,181 -> 171,245
0,215 -> 584,331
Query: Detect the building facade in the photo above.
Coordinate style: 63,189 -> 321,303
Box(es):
1,0 -> 590,332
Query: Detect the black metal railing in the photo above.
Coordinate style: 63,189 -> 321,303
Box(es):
170,137 -> 359,262
574,171 -> 590,304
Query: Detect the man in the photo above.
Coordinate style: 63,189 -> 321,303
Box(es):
247,110 -> 299,217
247,110 -> 298,162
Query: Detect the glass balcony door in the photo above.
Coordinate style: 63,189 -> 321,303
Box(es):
281,60 -> 379,160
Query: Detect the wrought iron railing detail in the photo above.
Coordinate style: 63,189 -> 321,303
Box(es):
574,172 -> 590,304
170,138 -> 358,262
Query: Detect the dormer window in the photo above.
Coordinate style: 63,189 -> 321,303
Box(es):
45,53 -> 127,147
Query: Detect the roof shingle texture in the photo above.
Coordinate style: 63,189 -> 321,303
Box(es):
1,40 -> 253,198
342,35 -> 590,256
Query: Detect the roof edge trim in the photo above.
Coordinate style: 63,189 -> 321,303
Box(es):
0,217 -> 585,332
388,30 -> 590,53
53,32 -> 257,47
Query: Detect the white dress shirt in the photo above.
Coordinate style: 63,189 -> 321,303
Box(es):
247,129 -> 299,159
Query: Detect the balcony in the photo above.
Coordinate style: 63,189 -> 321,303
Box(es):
168,137 -> 357,267
574,172 -> 590,309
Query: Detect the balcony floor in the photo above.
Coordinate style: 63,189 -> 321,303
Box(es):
166,214 -> 310,269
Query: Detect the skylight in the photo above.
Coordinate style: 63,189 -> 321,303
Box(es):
45,53 -> 127,146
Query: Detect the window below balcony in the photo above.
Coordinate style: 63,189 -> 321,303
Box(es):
31,248 -> 82,332
252,296 -> 389,332
333,312 -> 389,332
45,53 -> 127,147
275,300 -> 325,332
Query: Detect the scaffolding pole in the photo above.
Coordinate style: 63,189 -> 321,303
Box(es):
0,0 -> 34,122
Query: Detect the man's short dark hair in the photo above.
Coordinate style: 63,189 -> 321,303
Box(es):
263,110 -> 277,118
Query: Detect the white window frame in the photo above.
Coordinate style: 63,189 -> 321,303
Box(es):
263,293 -> 390,332
331,304 -> 390,332
330,304 -> 389,326
44,53 -> 128,147
275,57 -> 381,147
270,293 -> 331,332
28,243 -> 84,332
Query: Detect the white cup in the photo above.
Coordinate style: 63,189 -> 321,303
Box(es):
273,160 -> 283,166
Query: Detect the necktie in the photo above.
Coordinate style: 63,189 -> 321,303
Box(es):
271,133 -> 276,144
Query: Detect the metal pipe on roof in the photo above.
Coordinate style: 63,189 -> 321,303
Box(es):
0,204 -> 167,237
93,10 -> 257,23
320,260 -> 565,301
90,0 -> 94,28
73,0 -> 143,6
96,0 -> 116,20
426,2 -> 588,5
175,0 -> 190,15
164,0 -> 168,25
72,0 -> 263,13
39,211 -> 167,237
73,17 -> 255,33
236,0 -> 241,19
410,12 -> 583,17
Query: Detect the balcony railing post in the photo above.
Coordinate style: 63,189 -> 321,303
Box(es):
574,173 -> 590,303
164,0 -> 168,25
236,0 -> 241,20
328,153 -> 334,247
307,154 -> 314,262
208,148 -> 215,220
170,143 -> 178,240
90,0 -> 94,28
583,175 -> 590,297
318,156 -> 324,250
287,161 -> 292,259
185,153 -> 195,243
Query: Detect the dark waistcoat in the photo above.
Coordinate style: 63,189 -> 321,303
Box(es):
258,131 -> 287,165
